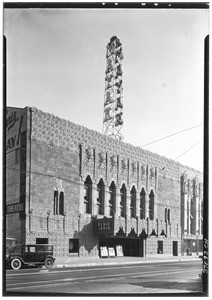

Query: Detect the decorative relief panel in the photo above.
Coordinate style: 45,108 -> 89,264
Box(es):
140,165 -> 146,178
149,167 -> 155,179
98,152 -> 105,168
119,158 -> 128,185
95,151 -> 106,179
31,107 -> 199,183
121,159 -> 127,172
108,155 -> 117,180
53,177 -> 63,192
149,167 -> 156,189
83,147 -> 94,176
129,161 -> 137,186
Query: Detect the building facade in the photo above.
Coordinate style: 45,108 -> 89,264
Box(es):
180,166 -> 203,255
6,106 -> 203,258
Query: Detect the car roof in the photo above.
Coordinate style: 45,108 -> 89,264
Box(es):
6,237 -> 17,241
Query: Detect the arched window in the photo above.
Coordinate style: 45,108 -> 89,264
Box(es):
84,176 -> 92,214
109,181 -> 116,216
97,179 -> 105,215
59,192 -> 64,215
130,186 -> 136,219
140,188 -> 146,219
120,184 -> 127,217
149,190 -> 155,221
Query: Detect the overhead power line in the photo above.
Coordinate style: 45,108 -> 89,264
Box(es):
159,139 -> 202,172
141,123 -> 203,147
174,140 -> 202,161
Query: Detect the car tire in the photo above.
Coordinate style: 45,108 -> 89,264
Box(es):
11,258 -> 22,270
44,257 -> 54,269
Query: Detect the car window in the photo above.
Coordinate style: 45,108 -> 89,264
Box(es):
37,245 -> 44,252
45,245 -> 53,252
29,246 -> 36,253
24,246 -> 29,253
9,245 -> 22,254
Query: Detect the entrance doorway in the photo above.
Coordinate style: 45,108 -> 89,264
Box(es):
173,241 -> 178,256
157,241 -> 163,254
99,238 -> 144,257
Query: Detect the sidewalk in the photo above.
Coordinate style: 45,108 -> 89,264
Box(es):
53,254 -> 202,268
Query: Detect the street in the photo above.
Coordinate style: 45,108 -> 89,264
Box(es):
5,260 -> 203,295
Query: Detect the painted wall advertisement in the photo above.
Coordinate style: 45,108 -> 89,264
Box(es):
6,107 -> 27,218
6,107 -> 26,153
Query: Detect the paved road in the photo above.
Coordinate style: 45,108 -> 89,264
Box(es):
5,261 -> 203,295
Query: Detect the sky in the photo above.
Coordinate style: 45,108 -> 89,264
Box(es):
4,7 -> 209,172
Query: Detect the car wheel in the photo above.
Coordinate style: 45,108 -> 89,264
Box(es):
44,257 -> 54,269
11,258 -> 22,270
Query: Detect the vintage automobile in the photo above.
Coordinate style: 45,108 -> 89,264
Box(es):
6,244 -> 55,270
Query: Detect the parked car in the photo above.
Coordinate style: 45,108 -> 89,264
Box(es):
6,244 -> 55,270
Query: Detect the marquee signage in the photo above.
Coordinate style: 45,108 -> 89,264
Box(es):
6,202 -> 25,214
97,221 -> 112,231
94,216 -> 114,237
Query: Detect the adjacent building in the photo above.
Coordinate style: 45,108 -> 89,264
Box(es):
180,165 -> 203,255
6,106 -> 203,258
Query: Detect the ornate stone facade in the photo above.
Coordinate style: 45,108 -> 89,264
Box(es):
6,107 -> 203,258
31,107 -> 180,182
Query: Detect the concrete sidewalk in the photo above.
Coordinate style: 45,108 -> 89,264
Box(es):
53,254 -> 202,268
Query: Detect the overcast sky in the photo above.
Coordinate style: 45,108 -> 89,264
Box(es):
4,7 -> 209,172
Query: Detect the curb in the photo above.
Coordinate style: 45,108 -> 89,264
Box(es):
54,257 -> 201,268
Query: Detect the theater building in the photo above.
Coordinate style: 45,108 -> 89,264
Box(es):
6,106 -> 203,258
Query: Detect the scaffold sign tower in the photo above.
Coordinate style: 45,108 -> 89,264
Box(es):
103,36 -> 124,140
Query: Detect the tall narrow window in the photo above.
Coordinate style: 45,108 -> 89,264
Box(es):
84,176 -> 92,214
120,184 -> 126,218
109,181 -> 116,216
165,208 -> 167,222
54,190 -> 64,215
130,186 -> 136,219
59,192 -> 64,215
140,188 -> 146,219
149,189 -> 155,220
168,209 -> 170,225
54,191 -> 58,215
97,179 -> 105,215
